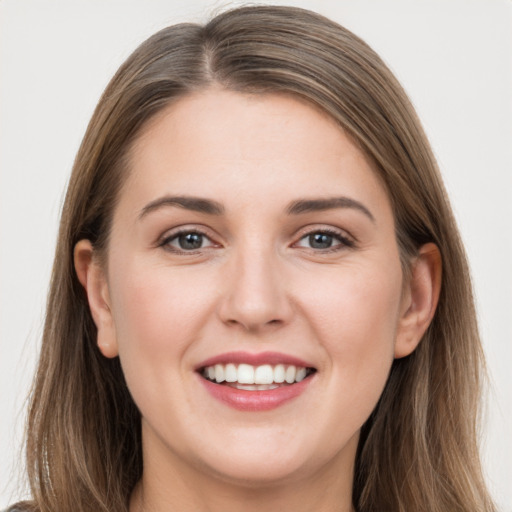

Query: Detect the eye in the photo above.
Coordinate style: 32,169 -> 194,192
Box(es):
295,229 -> 354,251
161,230 -> 216,252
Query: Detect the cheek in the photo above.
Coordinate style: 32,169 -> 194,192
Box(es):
298,260 -> 403,395
107,260 -> 218,395
110,257 -> 213,342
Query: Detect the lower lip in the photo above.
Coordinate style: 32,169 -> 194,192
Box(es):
198,374 -> 314,411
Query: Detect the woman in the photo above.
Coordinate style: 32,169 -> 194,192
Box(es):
7,5 -> 496,512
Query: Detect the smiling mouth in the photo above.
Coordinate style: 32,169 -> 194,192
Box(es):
200,363 -> 316,391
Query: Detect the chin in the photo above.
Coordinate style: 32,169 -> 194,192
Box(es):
201,451 -> 315,487
186,425 -> 354,488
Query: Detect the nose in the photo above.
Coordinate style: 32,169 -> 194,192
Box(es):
217,245 -> 294,333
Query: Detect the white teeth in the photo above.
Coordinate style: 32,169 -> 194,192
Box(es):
274,364 -> 285,383
254,364 -> 274,384
228,383 -> 280,391
237,364 -> 255,384
214,364 -> 225,383
296,367 -> 307,382
257,384 -> 279,390
225,363 -> 237,382
285,365 -> 296,384
203,363 -> 313,386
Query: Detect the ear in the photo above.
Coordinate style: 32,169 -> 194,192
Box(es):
394,243 -> 442,359
74,239 -> 119,358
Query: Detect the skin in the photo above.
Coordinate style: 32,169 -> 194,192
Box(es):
75,88 -> 441,512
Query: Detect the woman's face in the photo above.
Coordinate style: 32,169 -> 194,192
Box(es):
92,89 -> 416,485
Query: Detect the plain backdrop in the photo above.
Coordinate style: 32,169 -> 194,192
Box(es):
1,0 -> 511,509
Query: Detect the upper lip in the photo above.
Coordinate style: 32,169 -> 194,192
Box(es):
195,351 -> 316,370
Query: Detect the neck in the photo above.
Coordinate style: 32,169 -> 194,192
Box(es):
131,473 -> 355,512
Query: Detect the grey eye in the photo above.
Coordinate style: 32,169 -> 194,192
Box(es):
164,231 -> 215,251
308,233 -> 335,249
296,231 -> 344,250
177,233 -> 204,250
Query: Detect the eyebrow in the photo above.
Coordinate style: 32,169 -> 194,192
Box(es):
139,196 -> 225,219
286,197 -> 375,222
139,195 -> 375,222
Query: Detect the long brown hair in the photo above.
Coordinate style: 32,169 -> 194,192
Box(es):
14,5 -> 495,512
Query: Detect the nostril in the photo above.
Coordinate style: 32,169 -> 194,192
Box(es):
223,317 -> 283,331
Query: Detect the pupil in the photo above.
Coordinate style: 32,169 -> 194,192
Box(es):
309,233 -> 332,249
179,233 -> 203,250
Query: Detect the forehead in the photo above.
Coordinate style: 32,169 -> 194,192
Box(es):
121,88 -> 391,217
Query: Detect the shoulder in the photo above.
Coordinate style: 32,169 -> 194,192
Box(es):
3,505 -> 33,512
4,499 -> 38,511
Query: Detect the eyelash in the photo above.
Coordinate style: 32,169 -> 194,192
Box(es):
158,227 -> 356,255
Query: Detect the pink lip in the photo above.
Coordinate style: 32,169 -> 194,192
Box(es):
195,351 -> 317,412
198,373 -> 315,411
195,351 -> 314,370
